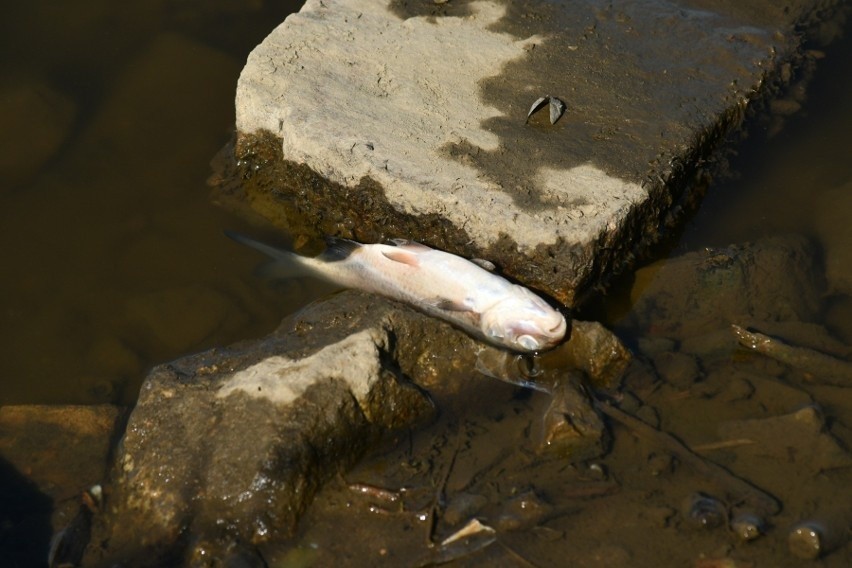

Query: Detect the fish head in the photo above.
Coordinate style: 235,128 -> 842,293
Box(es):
480,286 -> 568,352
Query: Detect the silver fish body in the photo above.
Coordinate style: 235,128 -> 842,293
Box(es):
228,233 -> 568,353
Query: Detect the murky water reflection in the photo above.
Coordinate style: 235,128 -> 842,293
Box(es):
0,1 -> 314,405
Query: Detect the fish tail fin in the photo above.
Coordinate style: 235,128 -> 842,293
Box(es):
225,230 -> 315,280
225,230 -> 294,262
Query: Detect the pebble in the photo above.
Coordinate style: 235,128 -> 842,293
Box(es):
653,351 -> 701,389
729,512 -> 765,542
683,493 -> 727,530
494,491 -> 551,532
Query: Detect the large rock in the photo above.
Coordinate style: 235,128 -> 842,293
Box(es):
232,0 -> 842,305
84,292 -> 470,565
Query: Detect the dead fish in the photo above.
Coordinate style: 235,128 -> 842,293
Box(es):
227,233 -> 567,352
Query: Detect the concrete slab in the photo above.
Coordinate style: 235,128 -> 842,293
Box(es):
233,0 -> 843,305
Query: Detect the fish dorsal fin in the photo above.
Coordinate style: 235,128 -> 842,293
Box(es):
471,258 -> 496,272
319,237 -> 361,262
381,248 -> 420,267
388,238 -> 433,252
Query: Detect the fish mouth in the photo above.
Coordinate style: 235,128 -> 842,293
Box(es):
549,315 -> 568,337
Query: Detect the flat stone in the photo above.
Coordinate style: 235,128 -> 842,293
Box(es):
233,0 -> 839,305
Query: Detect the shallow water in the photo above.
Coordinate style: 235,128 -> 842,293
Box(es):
0,1 -> 316,405
1,2 -> 851,566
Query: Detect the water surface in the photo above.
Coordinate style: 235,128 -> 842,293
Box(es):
0,1 -> 313,405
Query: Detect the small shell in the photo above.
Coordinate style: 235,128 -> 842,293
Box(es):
683,492 -> 727,530
730,512 -> 765,542
526,95 -> 567,125
549,97 -> 566,124
526,96 -> 549,122
788,521 -> 824,559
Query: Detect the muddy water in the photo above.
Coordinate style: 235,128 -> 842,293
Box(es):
2,2 -> 851,567
0,1 -> 319,405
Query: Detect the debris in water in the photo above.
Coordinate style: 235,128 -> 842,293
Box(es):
731,324 -> 852,385
416,518 -> 496,566
348,482 -> 403,513
440,518 -> 496,547
48,485 -> 103,568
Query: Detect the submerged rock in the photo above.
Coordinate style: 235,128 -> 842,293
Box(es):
537,377 -> 609,462
493,490 -> 552,532
0,79 -> 76,190
814,179 -> 852,296
627,235 -> 825,339
717,405 -> 852,473
541,320 -> 632,390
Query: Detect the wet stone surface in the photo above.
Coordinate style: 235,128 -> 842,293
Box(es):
79,289 -> 626,565
83,292 -> 446,565
231,0 -> 843,305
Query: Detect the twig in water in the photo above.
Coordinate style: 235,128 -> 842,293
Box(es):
426,428 -> 463,545
731,324 -> 852,386
596,401 -> 780,516
691,439 -> 756,453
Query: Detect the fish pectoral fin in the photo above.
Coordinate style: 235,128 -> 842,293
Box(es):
471,258 -> 496,272
381,248 -> 421,267
432,298 -> 474,312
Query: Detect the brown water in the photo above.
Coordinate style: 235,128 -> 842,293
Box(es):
0,1 -> 317,405
1,2 -> 851,566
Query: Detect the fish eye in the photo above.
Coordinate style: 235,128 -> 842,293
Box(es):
517,335 -> 540,351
